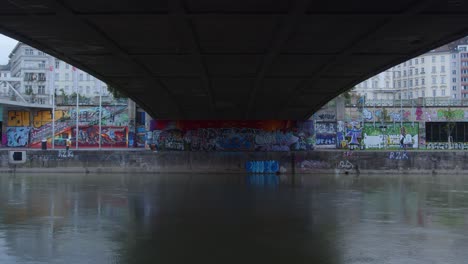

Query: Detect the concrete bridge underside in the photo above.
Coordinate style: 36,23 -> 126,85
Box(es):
1,0 -> 468,120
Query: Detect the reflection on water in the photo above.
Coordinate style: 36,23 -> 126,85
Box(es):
0,173 -> 468,263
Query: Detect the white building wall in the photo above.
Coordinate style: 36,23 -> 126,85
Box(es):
354,49 -> 457,102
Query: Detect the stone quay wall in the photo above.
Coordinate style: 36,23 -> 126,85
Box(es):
0,149 -> 466,175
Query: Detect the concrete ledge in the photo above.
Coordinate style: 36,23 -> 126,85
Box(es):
0,149 -> 466,175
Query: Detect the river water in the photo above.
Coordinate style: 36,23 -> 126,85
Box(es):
0,173 -> 468,264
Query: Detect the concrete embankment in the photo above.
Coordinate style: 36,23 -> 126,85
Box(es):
0,149 -> 466,175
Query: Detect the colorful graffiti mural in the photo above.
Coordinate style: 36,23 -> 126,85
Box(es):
8,111 -> 30,127
75,126 -> 127,147
149,120 -> 315,151
336,121 -> 363,149
7,127 -> 30,147
13,105 -> 133,148
362,122 -> 419,149
315,122 -> 337,147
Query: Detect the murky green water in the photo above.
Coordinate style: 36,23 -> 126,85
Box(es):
0,173 -> 468,264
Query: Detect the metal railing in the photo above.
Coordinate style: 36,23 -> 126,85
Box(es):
346,98 -> 468,107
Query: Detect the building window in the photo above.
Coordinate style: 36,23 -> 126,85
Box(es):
38,85 -> 45,95
38,61 -> 45,68
24,48 -> 34,55
442,89 -> 445,96
453,78 -> 457,83
441,65 -> 445,72
453,62 -> 457,67
452,54 -> 457,59
433,90 -> 436,97
403,80 -> 407,87
416,91 -> 419,97
386,81 -> 389,88
65,73 -> 69,81
403,70 -> 407,76
409,69 -> 413,75
441,55 -> 445,62
454,94 -> 457,99
422,90 -> 425,97
55,60 -> 60,69
432,56 -> 436,63
415,79 -> 419,86
24,85 -> 32,94
453,70 -> 457,74
415,68 -> 419,75
409,79 -> 413,87
453,86 -> 457,91
421,57 -> 425,63
79,73 -> 84,81
86,74 -> 91,81
432,77 -> 436,84
441,76 -> 446,84
415,58 -> 419,64
79,86 -> 83,93
432,66 -> 436,73
65,64 -> 69,69
372,81 -> 377,88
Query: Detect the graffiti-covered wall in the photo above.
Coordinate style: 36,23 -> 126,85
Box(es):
7,127 -> 30,147
148,120 -> 315,151
314,105 -> 337,148
362,122 -> 419,149
6,105 -> 134,148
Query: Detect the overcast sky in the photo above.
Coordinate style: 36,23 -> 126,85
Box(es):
0,34 -> 18,65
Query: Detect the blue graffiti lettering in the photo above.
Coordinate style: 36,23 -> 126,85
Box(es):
245,160 -> 280,173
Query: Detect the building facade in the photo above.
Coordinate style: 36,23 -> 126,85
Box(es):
7,42 -> 110,104
354,43 -> 462,104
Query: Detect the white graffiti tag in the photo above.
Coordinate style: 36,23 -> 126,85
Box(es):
389,151 -> 409,160
338,160 -> 354,170
58,150 -> 74,159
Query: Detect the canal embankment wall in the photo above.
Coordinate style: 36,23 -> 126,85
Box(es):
0,149 -> 466,175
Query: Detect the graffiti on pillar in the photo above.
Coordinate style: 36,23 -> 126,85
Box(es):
315,110 -> 336,122
315,122 -> 337,147
245,160 -> 279,174
7,127 -> 30,147
148,120 -> 314,151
